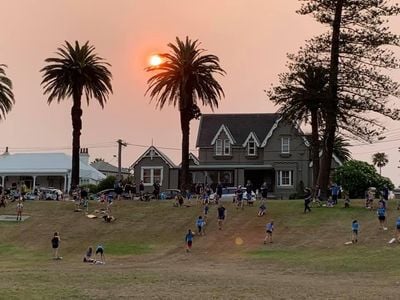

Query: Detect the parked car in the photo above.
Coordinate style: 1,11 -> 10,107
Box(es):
24,192 -> 37,200
160,189 -> 181,200
209,187 -> 256,202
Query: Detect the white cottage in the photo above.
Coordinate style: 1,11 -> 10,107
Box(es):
0,148 -> 105,192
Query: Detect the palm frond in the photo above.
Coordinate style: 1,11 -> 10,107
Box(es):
0,64 -> 15,120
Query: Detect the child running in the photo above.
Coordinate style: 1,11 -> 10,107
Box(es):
217,204 -> 227,230
203,203 -> 209,221
185,229 -> 194,252
16,200 -> 23,221
196,216 -> 206,235
264,220 -> 274,244
258,202 -> 266,217
377,203 -> 387,230
351,220 -> 359,244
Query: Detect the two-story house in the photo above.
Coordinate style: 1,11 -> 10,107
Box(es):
132,113 -> 341,198
190,113 -> 341,198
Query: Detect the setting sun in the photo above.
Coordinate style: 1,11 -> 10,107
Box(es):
149,55 -> 162,66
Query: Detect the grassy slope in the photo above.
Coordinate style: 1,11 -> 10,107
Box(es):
0,199 -> 399,299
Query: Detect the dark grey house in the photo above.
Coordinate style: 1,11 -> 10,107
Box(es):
131,146 -> 179,193
130,113 -> 342,198
91,160 -> 131,179
191,113 -> 342,198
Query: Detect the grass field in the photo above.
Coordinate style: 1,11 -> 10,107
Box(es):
1,198 -> 400,299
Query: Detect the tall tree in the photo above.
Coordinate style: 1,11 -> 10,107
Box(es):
372,152 -> 388,175
296,0 -> 400,197
0,64 -> 15,120
146,37 -> 225,190
41,41 -> 113,191
268,64 -> 329,185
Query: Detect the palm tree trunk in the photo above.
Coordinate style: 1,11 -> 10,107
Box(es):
317,0 -> 344,199
180,110 -> 190,192
310,108 -> 320,186
71,89 -> 83,192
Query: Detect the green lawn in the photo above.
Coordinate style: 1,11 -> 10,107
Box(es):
0,198 -> 399,299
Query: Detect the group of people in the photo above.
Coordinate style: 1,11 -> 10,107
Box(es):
51,231 -> 105,263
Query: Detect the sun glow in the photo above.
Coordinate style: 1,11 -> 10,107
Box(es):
149,55 -> 162,67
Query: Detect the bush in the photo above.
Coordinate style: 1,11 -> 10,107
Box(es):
97,176 -> 117,192
333,160 -> 394,198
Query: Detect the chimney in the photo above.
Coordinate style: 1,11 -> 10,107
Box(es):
1,147 -> 10,156
79,148 -> 90,165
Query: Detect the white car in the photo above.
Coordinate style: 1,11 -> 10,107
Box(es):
210,187 -> 256,202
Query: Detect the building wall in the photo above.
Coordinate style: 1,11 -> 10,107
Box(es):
133,156 -> 171,193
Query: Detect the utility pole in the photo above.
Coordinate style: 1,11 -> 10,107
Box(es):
117,139 -> 127,180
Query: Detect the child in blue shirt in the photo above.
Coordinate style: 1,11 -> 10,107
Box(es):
396,217 -> 400,242
185,229 -> 194,252
351,220 -> 359,243
196,216 -> 205,235
377,204 -> 387,230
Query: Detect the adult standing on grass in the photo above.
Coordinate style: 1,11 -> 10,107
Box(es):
51,232 -> 62,260
304,188 -> 312,213
377,203 -> 387,230
217,204 -> 227,230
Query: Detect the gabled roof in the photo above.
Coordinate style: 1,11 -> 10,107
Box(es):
0,153 -> 106,181
91,160 -> 130,174
179,153 -> 200,167
130,146 -> 177,169
242,132 -> 261,147
197,113 -> 280,147
211,124 -> 236,145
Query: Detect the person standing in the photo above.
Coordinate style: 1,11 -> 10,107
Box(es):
185,229 -> 194,252
153,180 -> 160,200
216,182 -> 223,204
377,203 -> 387,230
264,220 -> 274,244
16,200 -> 23,221
196,216 -> 206,236
217,204 -> 227,230
139,180 -> 145,200
51,232 -> 62,260
304,188 -> 312,213
396,217 -> 400,242
245,180 -> 253,201
331,183 -> 340,205
260,182 -> 268,201
351,220 -> 359,243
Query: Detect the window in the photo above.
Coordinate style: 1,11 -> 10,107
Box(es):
277,170 -> 293,186
215,139 -> 223,155
281,137 -> 290,154
248,140 -> 256,156
141,167 -> 163,186
224,139 -> 231,155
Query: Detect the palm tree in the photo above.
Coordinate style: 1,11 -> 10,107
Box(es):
0,64 -> 15,120
333,135 -> 352,163
372,152 -> 389,175
41,41 -> 112,191
269,64 -> 329,185
146,37 -> 225,190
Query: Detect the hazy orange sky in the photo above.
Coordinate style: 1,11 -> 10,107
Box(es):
1,1 -> 400,183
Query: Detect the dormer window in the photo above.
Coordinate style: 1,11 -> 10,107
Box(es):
281,137 -> 290,154
215,139 -> 231,156
248,140 -> 256,156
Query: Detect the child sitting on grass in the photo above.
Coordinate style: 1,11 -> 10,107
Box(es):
258,202 -> 266,217
83,247 -> 94,262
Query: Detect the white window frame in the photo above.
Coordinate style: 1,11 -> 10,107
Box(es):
224,139 -> 231,156
215,139 -> 223,156
247,140 -> 256,156
281,137 -> 290,154
140,167 -> 163,186
277,170 -> 293,187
